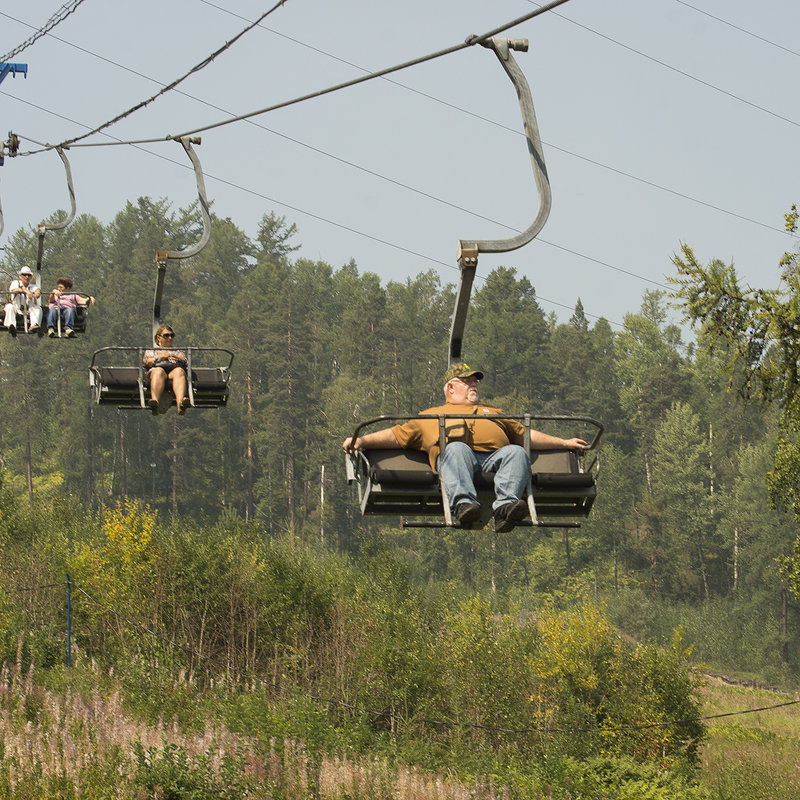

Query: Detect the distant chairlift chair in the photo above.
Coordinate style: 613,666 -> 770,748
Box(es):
88,136 -> 232,412
89,346 -> 233,411
0,144 -> 78,338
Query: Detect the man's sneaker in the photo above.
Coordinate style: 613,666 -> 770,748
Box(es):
47,328 -> 56,337
28,325 -> 39,333
64,328 -> 75,338
454,502 -> 481,527
493,498 -> 529,533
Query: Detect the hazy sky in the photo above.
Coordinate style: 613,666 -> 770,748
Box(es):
1,0 -> 798,331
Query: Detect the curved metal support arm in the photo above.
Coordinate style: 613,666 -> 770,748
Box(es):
449,37 -> 551,363
36,146 -> 78,275
458,38 -> 551,256
153,136 -> 212,336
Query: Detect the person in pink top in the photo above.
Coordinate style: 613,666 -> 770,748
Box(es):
46,276 -> 95,338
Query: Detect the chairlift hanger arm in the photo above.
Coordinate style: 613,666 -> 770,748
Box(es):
35,145 -> 77,276
449,37 -> 551,363
152,136 -> 212,334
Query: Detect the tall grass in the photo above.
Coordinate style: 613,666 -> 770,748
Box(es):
699,678 -> 800,800
0,660 -> 514,800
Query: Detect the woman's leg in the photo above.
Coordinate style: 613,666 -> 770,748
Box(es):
170,368 -> 188,413
149,368 -> 167,408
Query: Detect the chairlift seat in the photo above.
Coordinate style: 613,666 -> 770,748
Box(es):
350,442 -> 598,522
0,309 -> 45,336
189,367 -> 230,407
91,367 -> 143,405
89,346 -> 233,410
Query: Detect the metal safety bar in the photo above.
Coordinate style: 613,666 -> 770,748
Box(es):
449,37 -> 551,364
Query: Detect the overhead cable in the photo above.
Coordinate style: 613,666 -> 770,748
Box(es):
1,91 -> 633,326
192,1 -> 789,238
5,4 -> 784,242
528,0 -> 800,129
17,0 -> 574,154
192,3 -> 789,239
673,0 -> 800,59
52,0 -> 290,150
0,0 -> 89,62
172,0 -> 575,141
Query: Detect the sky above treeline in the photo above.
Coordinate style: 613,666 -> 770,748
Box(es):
1,0 -> 798,330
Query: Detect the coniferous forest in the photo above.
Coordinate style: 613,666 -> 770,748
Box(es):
1,200 -> 799,799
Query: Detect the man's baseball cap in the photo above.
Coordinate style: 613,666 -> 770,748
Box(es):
443,362 -> 484,384
18,266 -> 33,276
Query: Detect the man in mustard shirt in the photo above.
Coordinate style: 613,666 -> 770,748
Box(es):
343,363 -> 588,532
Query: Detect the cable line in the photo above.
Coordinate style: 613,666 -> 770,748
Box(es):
1,91 -> 632,327
174,0 -> 572,141
193,2 -> 788,237
0,0 -> 89,62
16,0 -> 574,154
673,0 -> 800,59
1,8 -> 784,238
52,0 -> 290,150
13,581 -> 66,592
528,0 -> 800,129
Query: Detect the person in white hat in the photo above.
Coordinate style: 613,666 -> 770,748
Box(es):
3,267 -> 42,335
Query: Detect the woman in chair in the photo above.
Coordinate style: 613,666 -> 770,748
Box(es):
143,324 -> 190,415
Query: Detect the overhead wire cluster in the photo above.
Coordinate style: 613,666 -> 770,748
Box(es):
0,0 -> 89,62
0,0 -> 794,324
14,0 -> 573,153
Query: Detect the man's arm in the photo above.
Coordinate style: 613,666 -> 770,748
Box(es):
76,294 -> 96,306
530,429 -> 588,451
343,427 -> 400,452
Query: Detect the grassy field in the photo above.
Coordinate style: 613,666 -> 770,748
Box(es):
698,676 -> 800,800
2,662 -> 798,799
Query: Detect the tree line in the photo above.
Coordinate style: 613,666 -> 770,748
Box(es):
0,198 -> 798,647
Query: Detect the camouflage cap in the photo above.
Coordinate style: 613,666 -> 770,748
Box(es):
443,362 -> 484,384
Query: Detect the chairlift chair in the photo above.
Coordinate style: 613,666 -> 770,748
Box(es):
88,136 -> 232,412
0,145 -> 82,338
89,345 -> 233,411
345,38 -> 603,528
346,414 -> 603,529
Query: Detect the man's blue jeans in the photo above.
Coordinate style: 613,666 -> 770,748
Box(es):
437,441 -> 530,511
47,306 -> 76,331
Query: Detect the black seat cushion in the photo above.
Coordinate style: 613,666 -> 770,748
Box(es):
96,367 -> 139,389
191,367 -> 229,391
366,449 -> 437,486
533,472 -> 595,489
364,447 -> 593,490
